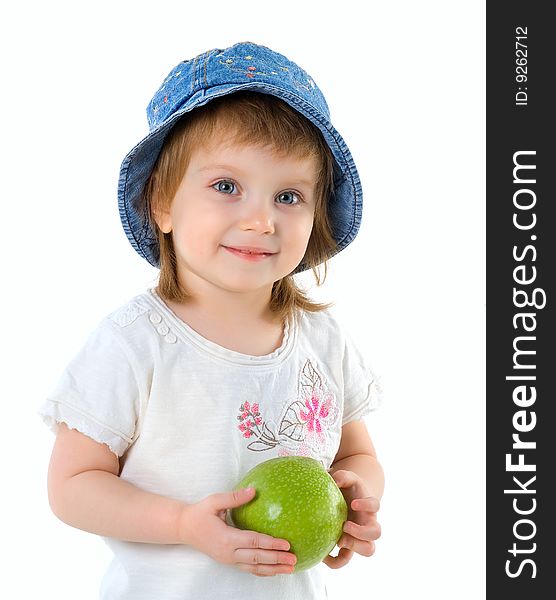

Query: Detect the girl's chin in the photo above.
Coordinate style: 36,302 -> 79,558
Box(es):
174,260 -> 300,294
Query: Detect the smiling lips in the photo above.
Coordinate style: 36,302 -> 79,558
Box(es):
223,245 -> 277,261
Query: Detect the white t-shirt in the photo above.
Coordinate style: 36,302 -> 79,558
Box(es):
39,288 -> 381,600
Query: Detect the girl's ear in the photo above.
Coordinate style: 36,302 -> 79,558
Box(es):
150,185 -> 172,234
153,206 -> 172,234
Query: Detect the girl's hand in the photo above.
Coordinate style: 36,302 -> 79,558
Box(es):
180,487 -> 297,577
323,469 -> 382,570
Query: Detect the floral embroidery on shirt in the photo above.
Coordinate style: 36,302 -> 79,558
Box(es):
236,360 -> 339,460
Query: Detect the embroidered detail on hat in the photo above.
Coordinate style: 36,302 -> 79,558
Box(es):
236,360 -> 339,463
109,302 -> 149,327
217,55 -> 315,92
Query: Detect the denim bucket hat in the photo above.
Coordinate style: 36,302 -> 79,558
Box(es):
117,41 -> 362,270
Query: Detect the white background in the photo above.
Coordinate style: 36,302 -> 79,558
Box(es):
2,1 -> 485,598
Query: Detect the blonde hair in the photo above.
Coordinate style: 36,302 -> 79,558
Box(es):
144,91 -> 337,320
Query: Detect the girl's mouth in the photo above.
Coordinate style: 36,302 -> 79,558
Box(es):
223,246 -> 276,261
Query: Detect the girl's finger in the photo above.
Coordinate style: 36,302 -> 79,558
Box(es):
343,519 -> 382,541
351,496 -> 380,513
322,546 -> 354,570
339,534 -> 376,558
234,530 -> 291,552
234,547 -> 297,568
330,470 -> 359,490
236,561 -> 296,577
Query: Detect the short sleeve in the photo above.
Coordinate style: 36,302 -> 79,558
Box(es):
341,332 -> 382,426
38,318 -> 144,457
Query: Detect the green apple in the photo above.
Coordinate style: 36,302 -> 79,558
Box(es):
229,456 -> 348,571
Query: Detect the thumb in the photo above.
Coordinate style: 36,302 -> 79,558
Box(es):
212,487 -> 256,511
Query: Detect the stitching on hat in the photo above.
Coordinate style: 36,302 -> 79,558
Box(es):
138,208 -> 151,243
118,161 -> 143,258
191,55 -> 198,92
194,52 -> 207,91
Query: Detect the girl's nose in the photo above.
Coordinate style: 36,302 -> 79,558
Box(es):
238,198 -> 275,234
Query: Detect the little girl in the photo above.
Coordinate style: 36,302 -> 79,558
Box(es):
40,41 -> 384,599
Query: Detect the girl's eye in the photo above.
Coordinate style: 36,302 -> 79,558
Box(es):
213,180 -> 237,194
212,182 -> 301,204
276,191 -> 301,205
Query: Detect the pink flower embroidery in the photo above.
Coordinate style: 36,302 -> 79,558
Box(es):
236,360 -> 338,458
300,389 -> 335,447
237,402 -> 260,437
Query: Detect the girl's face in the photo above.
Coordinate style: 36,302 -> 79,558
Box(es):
156,140 -> 318,298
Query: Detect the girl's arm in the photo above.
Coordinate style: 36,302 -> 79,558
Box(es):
328,419 -> 384,500
47,423 -> 186,543
47,423 -> 298,576
323,419 -> 384,569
